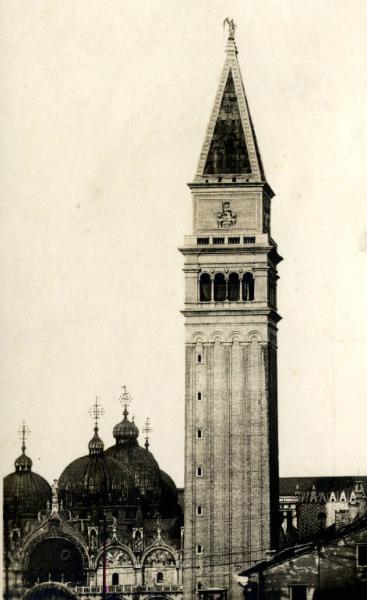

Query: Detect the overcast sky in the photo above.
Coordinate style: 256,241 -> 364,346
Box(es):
1,0 -> 367,488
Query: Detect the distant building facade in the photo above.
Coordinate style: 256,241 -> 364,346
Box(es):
279,477 -> 367,547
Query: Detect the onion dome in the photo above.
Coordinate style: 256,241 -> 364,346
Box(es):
3,425 -> 51,518
58,400 -> 132,509
106,406 -> 161,502
89,425 -> 105,454
113,405 -> 139,444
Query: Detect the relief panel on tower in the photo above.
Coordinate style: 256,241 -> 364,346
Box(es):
195,194 -> 259,233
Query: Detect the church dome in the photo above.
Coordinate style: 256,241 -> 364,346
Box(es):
3,443 -> 51,517
112,405 -> 139,443
160,469 -> 178,496
58,424 -> 132,509
158,469 -> 181,517
106,406 -> 161,502
105,441 -> 161,496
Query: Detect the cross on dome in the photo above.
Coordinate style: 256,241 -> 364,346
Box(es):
18,421 -> 30,454
88,396 -> 105,429
88,397 -> 105,455
119,384 -> 132,418
15,421 -> 32,471
143,417 -> 152,450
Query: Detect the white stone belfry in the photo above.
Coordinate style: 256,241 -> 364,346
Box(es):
180,23 -> 282,600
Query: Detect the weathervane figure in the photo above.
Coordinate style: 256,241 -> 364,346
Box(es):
223,17 -> 236,40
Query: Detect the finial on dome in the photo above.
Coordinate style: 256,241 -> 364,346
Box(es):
143,417 -> 152,451
18,421 -> 30,455
89,396 -> 104,430
15,421 -> 32,471
119,384 -> 131,419
88,397 -> 105,454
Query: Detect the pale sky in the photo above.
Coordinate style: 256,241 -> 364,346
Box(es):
1,0 -> 367,488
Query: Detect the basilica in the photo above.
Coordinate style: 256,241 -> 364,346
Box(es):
3,20 -> 367,600
4,392 -> 184,600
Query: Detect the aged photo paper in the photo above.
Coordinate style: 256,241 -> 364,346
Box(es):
1,2 -> 367,599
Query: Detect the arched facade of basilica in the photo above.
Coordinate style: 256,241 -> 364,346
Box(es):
3,397 -> 183,600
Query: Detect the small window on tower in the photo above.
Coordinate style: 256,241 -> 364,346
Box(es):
197,354 -> 202,364
197,506 -> 203,515
157,572 -> 164,583
197,429 -> 202,439
112,573 -> 119,586
197,544 -> 202,555
197,392 -> 202,400
197,467 -> 202,477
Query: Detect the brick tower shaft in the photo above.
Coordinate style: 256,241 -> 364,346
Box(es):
180,22 -> 281,600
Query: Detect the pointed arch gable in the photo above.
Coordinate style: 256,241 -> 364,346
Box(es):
95,541 -> 136,568
21,530 -> 89,572
141,543 -> 178,567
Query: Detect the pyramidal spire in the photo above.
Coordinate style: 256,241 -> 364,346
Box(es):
195,20 -> 265,183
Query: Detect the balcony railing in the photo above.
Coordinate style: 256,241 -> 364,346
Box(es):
75,584 -> 182,594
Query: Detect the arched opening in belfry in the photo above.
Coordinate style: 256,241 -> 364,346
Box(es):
112,572 -> 119,585
242,272 -> 254,301
25,537 -> 85,587
199,273 -> 211,302
214,273 -> 226,301
228,272 -> 240,301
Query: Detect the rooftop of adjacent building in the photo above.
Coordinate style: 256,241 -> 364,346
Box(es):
280,476 -> 367,498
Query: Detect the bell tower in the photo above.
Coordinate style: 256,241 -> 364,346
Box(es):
181,21 -> 281,600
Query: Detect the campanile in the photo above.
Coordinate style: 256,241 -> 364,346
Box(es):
181,22 -> 281,600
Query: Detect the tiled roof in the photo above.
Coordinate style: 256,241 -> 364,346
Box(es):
280,476 -> 367,496
241,515 -> 367,576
